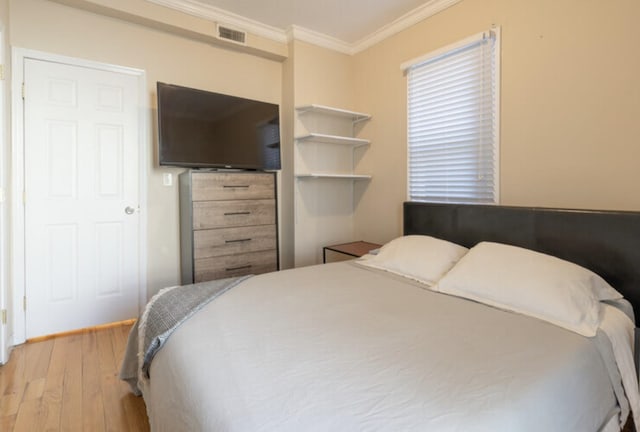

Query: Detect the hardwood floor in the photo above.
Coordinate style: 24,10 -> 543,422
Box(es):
0,322 -> 149,431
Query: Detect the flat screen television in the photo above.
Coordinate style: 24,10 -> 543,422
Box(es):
157,82 -> 281,170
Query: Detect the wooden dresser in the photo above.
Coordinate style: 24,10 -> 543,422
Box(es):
179,170 -> 278,284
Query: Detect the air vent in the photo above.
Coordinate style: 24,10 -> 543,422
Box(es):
217,25 -> 246,45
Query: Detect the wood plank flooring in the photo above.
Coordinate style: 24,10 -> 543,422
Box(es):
0,322 -> 149,431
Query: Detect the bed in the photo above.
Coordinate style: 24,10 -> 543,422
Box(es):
122,202 -> 640,432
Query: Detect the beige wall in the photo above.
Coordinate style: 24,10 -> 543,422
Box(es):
290,40 -> 357,266
273,39 -> 357,269
5,0 -> 640,299
292,40 -> 354,108
353,0 -> 640,243
45,0 -> 287,61
9,0 -> 283,297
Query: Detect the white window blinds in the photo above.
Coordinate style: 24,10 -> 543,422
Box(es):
405,30 -> 499,204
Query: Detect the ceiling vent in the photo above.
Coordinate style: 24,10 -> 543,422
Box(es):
217,24 -> 247,45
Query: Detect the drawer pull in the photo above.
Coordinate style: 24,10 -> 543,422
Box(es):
225,238 -> 252,244
224,211 -> 251,216
223,185 -> 250,189
226,264 -> 252,272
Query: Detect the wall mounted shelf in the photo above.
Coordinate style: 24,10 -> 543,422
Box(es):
295,104 -> 371,124
293,104 -> 373,266
294,104 -> 372,180
295,173 -> 372,180
295,133 -> 370,148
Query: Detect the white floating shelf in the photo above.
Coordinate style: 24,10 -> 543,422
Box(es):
295,133 -> 370,147
295,173 -> 372,180
296,104 -> 371,123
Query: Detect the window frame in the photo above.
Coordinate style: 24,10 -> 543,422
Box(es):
402,28 -> 501,204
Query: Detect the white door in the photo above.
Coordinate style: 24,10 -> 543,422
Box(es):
24,58 -> 141,339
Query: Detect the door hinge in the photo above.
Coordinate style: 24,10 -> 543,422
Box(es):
0,65 -> 4,80
23,296 -> 26,311
22,82 -> 25,100
1,310 -> 6,325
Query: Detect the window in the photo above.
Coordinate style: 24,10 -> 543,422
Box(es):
404,30 -> 500,204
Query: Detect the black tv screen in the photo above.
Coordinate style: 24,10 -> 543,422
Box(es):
157,82 -> 281,170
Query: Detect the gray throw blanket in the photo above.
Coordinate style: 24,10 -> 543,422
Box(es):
119,275 -> 251,395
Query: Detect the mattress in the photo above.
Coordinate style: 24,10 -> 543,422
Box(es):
139,261 -> 628,431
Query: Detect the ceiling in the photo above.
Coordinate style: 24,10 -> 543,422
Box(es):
195,0 -> 431,43
150,0 -> 462,53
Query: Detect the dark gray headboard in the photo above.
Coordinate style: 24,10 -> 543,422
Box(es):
403,202 -> 640,313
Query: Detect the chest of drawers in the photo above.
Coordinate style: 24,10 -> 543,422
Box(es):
179,171 -> 279,284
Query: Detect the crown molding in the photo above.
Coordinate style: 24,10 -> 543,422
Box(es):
146,0 -> 462,55
286,25 -> 352,55
146,0 -> 287,43
351,0 -> 463,53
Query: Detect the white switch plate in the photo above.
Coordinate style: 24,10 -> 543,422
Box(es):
163,173 -> 173,186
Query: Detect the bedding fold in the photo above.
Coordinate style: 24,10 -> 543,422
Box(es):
120,275 -> 250,395
599,304 -> 640,429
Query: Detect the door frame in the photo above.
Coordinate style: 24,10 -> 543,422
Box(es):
11,48 -> 148,344
0,28 -> 7,364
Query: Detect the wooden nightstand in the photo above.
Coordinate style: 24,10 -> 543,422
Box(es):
323,241 -> 382,263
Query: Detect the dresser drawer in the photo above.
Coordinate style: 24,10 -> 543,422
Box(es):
194,225 -> 277,259
194,249 -> 277,282
192,172 -> 275,201
193,199 -> 275,229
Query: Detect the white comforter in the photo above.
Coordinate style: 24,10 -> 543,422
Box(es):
142,262 -> 635,432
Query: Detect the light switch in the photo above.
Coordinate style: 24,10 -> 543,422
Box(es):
163,173 -> 173,186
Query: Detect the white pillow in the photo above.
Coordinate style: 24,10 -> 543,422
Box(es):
358,235 -> 468,286
435,242 -> 622,337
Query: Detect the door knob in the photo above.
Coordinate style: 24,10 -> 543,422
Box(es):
125,206 -> 136,215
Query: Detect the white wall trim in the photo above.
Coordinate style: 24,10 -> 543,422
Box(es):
11,48 -> 26,345
10,48 -> 149,343
146,0 -> 287,43
351,0 -> 463,54
286,25 -> 352,55
0,27 -> 8,364
147,0 -> 462,55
